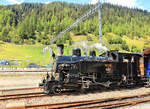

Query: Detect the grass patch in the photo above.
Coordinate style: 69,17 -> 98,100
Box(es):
0,42 -> 50,67
0,33 -> 149,68
123,36 -> 150,52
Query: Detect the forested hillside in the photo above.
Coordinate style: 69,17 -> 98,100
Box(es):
0,2 -> 150,52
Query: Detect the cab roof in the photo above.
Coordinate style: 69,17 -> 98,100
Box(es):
143,48 -> 150,56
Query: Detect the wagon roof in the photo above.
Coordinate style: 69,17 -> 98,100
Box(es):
143,48 -> 150,56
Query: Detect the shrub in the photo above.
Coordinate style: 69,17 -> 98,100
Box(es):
121,41 -> 129,51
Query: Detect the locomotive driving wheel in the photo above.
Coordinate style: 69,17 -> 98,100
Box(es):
52,85 -> 62,94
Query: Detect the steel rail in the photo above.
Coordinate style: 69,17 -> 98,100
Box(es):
95,97 -> 150,109
0,89 -> 75,101
0,92 -> 46,101
0,87 -> 42,92
0,70 -> 50,72
9,92 -> 150,109
72,97 -> 150,109
0,92 -> 44,98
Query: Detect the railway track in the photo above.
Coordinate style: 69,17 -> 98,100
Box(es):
0,92 -> 47,101
9,92 -> 150,109
0,87 -> 45,101
0,69 -> 51,72
0,87 -> 43,95
0,91 -> 78,101
0,87 -> 41,92
0,87 -> 75,101
1,87 -> 150,108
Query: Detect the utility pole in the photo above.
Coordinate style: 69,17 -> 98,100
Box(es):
49,3 -> 100,45
98,0 -> 102,44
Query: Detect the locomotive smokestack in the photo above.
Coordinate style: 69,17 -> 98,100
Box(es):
90,50 -> 96,57
57,44 -> 64,56
73,48 -> 81,56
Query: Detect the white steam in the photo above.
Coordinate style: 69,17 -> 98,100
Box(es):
74,41 -> 108,52
91,43 -> 108,51
80,41 -> 88,48
73,41 -> 88,49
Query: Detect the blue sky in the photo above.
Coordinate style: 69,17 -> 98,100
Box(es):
0,0 -> 150,11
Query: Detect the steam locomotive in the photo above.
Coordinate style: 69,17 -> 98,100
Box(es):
39,44 -> 150,94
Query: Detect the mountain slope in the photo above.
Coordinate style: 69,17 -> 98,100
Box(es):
0,2 -> 150,52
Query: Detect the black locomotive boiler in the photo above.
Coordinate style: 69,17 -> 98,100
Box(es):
39,44 -> 150,94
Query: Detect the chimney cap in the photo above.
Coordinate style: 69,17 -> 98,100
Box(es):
57,44 -> 64,48
57,44 -> 64,56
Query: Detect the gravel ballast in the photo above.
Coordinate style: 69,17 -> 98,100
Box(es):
0,74 -> 150,108
1,87 -> 150,108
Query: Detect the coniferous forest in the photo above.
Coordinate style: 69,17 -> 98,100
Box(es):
0,2 -> 150,51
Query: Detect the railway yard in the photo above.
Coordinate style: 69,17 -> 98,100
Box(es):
0,47 -> 150,109
0,71 -> 150,109
0,1 -> 150,108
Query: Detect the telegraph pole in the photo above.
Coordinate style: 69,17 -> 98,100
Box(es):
49,3 -> 100,45
98,0 -> 102,44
